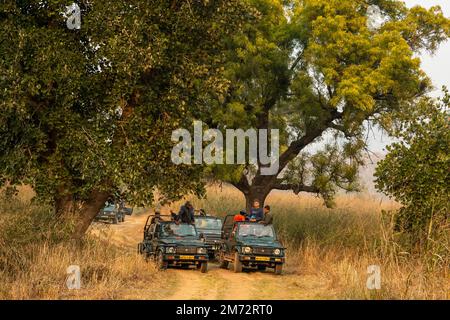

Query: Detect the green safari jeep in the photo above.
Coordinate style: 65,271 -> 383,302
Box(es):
94,203 -> 123,224
217,214 -> 285,275
138,215 -> 209,273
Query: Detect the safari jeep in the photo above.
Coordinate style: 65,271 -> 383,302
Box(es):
138,215 -> 209,273
117,200 -> 133,221
94,202 -> 123,224
194,215 -> 223,259
217,214 -> 285,275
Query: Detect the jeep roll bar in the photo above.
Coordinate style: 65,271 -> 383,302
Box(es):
144,213 -> 173,232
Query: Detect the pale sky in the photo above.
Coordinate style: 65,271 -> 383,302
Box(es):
406,0 -> 450,94
367,0 -> 450,153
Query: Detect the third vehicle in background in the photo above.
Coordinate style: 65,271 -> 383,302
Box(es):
94,202 -> 123,224
94,199 -> 133,224
117,200 -> 133,222
194,214 -> 223,259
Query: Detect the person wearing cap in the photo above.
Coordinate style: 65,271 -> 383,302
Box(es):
178,201 -> 195,224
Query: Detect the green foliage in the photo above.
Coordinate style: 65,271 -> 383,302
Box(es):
208,0 -> 450,207
285,141 -> 364,207
375,91 -> 450,246
0,1 -> 248,207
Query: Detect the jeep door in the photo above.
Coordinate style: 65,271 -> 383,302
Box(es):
151,224 -> 162,255
144,224 -> 156,255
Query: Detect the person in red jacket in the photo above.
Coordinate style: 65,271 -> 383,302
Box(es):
233,210 -> 246,222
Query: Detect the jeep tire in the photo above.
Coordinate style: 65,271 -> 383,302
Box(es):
274,264 -> 283,275
156,250 -> 168,270
233,252 -> 242,273
218,253 -> 229,269
200,262 -> 208,273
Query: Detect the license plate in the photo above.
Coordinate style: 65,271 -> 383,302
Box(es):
180,255 -> 195,260
255,256 -> 270,261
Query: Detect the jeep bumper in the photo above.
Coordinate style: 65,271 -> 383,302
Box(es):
239,255 -> 285,264
163,254 -> 209,264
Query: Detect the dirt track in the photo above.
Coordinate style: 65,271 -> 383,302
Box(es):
107,211 -> 331,300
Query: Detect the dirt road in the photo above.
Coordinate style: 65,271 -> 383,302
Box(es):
106,211 -> 332,300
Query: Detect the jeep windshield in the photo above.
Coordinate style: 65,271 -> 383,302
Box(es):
102,205 -> 115,212
237,223 -> 275,239
160,223 -> 197,238
195,218 -> 222,231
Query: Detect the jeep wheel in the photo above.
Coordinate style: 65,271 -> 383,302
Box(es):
274,264 -> 283,275
156,251 -> 168,270
112,216 -> 118,224
218,253 -> 229,269
233,252 -> 242,273
257,265 -> 266,271
200,262 -> 208,273
219,259 -> 229,269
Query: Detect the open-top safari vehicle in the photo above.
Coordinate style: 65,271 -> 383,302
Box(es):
94,198 -> 133,224
117,200 -> 133,221
137,214 -> 209,273
217,214 -> 285,274
94,202 -> 123,224
194,213 -> 223,259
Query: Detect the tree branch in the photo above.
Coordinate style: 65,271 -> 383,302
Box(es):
289,49 -> 305,72
230,174 -> 250,194
278,111 -> 342,173
273,181 -> 319,194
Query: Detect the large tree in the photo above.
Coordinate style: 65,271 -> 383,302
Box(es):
0,0 -> 248,238
206,0 -> 450,211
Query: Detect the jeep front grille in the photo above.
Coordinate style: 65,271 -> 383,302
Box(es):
175,247 -> 197,254
205,235 -> 221,245
252,247 -> 273,255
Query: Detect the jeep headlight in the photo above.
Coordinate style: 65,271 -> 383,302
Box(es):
166,247 -> 175,254
273,248 -> 281,255
243,246 -> 252,254
197,247 -> 206,254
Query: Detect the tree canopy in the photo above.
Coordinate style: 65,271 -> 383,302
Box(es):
0,0 -> 248,237
205,0 -> 450,209
1,0 -> 449,237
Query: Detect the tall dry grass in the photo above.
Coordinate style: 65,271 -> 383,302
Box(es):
183,184 -> 449,299
1,184 -> 448,299
0,189 -> 166,300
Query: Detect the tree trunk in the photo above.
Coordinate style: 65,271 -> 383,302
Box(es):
55,188 -> 75,218
55,189 -> 110,240
243,185 -> 270,213
72,190 -> 110,239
